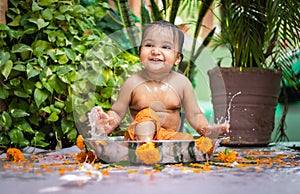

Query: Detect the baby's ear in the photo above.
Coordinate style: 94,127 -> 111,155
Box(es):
175,53 -> 183,65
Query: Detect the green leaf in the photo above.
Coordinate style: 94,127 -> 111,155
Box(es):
16,119 -> 35,134
67,128 -> 77,142
23,79 -> 35,95
34,88 -> 49,108
31,135 -> 49,147
1,60 -> 13,79
7,15 -> 21,26
58,54 -> 69,64
12,43 -> 33,53
37,18 -> 49,30
8,129 -> 29,147
55,101 -> 65,109
11,109 -> 30,117
32,40 -> 52,56
23,27 -> 38,35
47,75 -> 65,94
0,23 -> 10,30
42,8 -> 53,20
41,106 -> 51,114
64,48 -> 76,62
50,104 -> 61,114
61,117 -> 73,134
32,1 -> 43,11
13,64 -> 26,71
14,88 -> 30,98
10,78 -> 21,86
0,111 -> 12,127
48,112 -> 59,122
59,5 -> 72,13
0,87 -> 9,99
0,51 -> 10,67
38,0 -> 59,6
26,63 -> 40,79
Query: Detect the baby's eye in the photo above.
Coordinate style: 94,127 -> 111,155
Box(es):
144,43 -> 154,47
162,45 -> 172,49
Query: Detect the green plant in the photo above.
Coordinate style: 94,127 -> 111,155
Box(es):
213,0 -> 299,72
212,0 -> 300,141
0,0 -> 139,150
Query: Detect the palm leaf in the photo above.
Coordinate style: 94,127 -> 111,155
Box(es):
149,0 -> 164,21
168,0 -> 181,24
117,0 -> 140,54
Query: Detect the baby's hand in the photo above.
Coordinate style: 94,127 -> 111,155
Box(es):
205,123 -> 230,139
94,107 -> 115,134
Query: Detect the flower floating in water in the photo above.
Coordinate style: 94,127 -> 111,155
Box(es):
135,142 -> 161,164
6,148 -> 25,162
76,135 -> 86,150
195,136 -> 213,154
217,148 -> 237,163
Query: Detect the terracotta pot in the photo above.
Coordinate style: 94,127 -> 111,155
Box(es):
208,67 -> 282,146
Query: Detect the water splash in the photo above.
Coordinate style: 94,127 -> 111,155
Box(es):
88,106 -> 108,140
212,91 -> 241,140
224,91 -> 242,124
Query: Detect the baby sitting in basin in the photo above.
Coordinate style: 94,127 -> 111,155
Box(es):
92,21 -> 229,141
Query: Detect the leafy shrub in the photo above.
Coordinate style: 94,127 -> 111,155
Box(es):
0,0 -> 140,150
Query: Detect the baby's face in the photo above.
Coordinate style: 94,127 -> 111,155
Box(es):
140,26 -> 182,74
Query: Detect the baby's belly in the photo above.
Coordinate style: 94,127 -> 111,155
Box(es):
157,111 -> 181,131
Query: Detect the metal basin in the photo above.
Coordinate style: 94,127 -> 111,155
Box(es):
85,136 -> 222,165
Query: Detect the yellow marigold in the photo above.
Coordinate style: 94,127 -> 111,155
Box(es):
6,148 -> 25,162
135,142 -> 161,165
217,148 -> 237,163
76,135 -> 85,150
195,136 -> 213,154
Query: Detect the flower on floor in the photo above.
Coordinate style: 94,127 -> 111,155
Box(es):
217,148 -> 237,163
76,135 -> 85,150
6,148 -> 25,162
135,142 -> 161,164
76,150 -> 97,163
195,136 -> 213,154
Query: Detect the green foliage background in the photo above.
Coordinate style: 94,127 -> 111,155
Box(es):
0,0 -> 140,150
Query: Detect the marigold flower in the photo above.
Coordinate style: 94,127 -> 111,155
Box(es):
195,136 -> 213,154
6,148 -> 25,162
217,148 -> 237,163
76,150 -> 97,163
76,135 -> 85,150
135,142 -> 161,165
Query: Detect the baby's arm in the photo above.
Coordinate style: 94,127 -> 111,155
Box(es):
181,77 -> 229,137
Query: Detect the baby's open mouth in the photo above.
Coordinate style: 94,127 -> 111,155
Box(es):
150,58 -> 163,62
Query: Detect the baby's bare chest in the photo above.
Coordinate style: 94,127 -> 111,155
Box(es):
130,81 -> 181,111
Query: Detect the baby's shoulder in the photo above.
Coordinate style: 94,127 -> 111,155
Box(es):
171,71 -> 190,82
123,72 -> 145,87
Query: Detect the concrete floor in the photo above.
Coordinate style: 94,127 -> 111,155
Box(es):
1,144 -> 300,194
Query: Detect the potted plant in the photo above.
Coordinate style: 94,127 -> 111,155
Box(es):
208,0 -> 300,146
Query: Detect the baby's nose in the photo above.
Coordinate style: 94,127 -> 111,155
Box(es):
151,46 -> 161,54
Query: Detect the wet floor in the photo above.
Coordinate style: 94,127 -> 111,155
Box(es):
1,144 -> 300,194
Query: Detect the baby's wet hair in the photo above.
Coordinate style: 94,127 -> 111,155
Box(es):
140,20 -> 184,56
